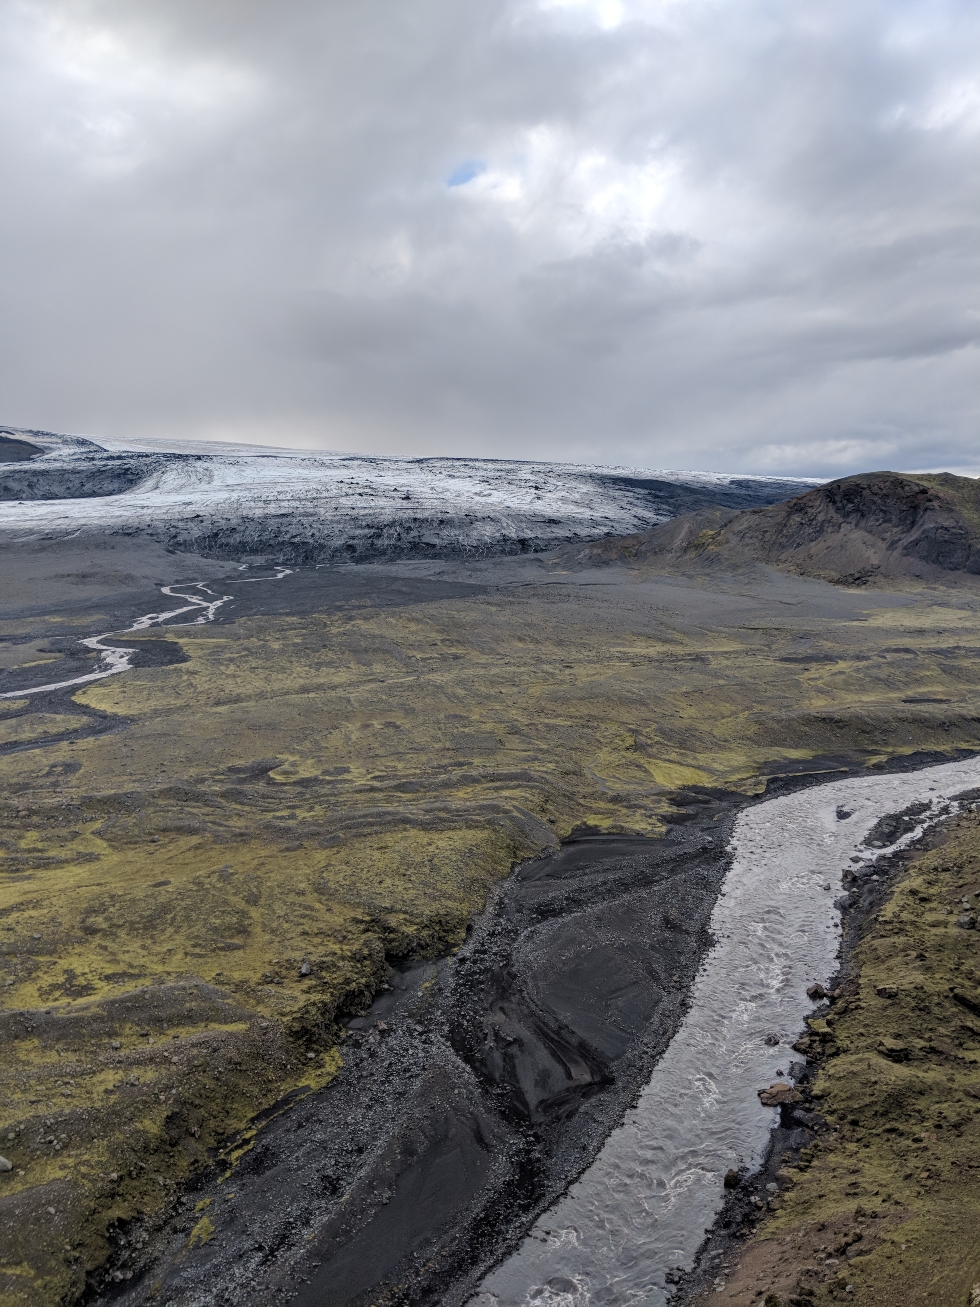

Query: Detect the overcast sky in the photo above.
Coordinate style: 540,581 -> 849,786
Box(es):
1,0 -> 977,476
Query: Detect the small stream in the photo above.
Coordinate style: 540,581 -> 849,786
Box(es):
0,565 -> 291,700
472,755 -> 980,1307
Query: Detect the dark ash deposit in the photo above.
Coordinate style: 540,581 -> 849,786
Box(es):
104,804 -> 740,1307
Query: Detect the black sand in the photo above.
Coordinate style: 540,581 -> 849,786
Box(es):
104,810 -> 739,1307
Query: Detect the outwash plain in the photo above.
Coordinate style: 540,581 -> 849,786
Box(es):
1,429 -> 979,1306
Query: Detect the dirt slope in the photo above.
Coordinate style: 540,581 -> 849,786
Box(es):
561,471 -> 980,586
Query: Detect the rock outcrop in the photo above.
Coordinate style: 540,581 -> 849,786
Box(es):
563,471 -> 980,584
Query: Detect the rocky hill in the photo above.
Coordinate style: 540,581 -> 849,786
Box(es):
563,470 -> 980,585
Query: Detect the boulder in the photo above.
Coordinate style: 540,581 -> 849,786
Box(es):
758,1082 -> 803,1107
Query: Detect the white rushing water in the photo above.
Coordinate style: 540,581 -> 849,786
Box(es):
473,755 -> 980,1307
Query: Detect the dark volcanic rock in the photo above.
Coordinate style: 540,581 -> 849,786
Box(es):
863,801 -> 933,849
560,471 -> 980,585
719,471 -> 980,581
0,433 -> 43,462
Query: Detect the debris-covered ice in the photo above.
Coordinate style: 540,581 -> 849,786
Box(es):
0,426 -> 817,562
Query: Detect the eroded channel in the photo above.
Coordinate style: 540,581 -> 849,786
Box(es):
104,756 -> 980,1307
107,801 -> 738,1305
473,755 -> 980,1307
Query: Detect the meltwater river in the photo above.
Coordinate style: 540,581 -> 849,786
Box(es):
472,754 -> 980,1307
0,566 -> 291,701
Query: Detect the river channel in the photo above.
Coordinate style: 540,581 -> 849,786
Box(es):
0,566 -> 291,701
107,754 -> 980,1307
470,755 -> 980,1307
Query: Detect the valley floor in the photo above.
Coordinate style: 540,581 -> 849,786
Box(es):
1,538 -> 979,1304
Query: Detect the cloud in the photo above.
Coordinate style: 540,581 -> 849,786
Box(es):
0,0 -> 976,477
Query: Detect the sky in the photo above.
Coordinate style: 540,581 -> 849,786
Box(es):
0,0 -> 977,477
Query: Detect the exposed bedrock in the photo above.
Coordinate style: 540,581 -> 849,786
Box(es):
565,470 -> 980,583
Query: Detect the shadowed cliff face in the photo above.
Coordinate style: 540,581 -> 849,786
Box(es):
562,472 -> 980,586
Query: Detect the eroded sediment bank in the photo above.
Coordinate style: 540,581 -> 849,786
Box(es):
103,800 -> 738,1305
474,756 -> 980,1307
96,757 -> 980,1307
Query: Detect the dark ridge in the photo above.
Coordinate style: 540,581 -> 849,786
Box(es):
559,470 -> 980,584
719,470 -> 980,581
0,433 -> 42,462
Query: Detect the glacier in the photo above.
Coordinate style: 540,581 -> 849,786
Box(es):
0,426 -> 817,562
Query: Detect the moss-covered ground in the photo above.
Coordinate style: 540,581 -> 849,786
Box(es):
2,566 -> 980,1302
693,808 -> 980,1307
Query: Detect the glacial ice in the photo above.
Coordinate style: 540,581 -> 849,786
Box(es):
0,426 -> 816,562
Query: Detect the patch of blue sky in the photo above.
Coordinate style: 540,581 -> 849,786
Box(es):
446,159 -> 486,188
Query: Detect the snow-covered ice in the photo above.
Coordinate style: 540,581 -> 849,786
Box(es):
0,427 -> 816,561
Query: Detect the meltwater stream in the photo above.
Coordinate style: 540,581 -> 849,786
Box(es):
472,754 -> 980,1307
0,566 -> 292,700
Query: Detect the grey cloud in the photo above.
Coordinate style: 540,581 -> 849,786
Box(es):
0,0 -> 977,477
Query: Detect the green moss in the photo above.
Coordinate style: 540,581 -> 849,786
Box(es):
745,810 -> 980,1305
188,1215 -> 215,1247
2,577 -> 980,1303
